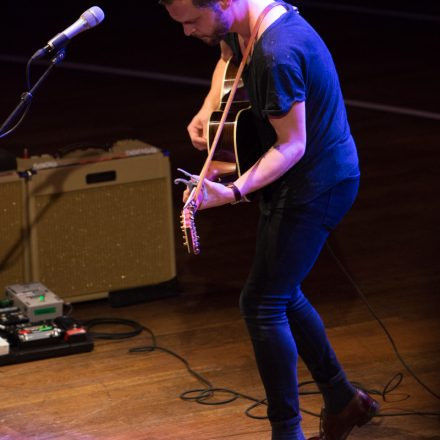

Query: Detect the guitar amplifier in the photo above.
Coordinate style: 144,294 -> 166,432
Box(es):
20,141 -> 176,302
0,172 -> 31,293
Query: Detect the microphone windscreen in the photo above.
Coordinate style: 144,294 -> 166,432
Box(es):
82,6 -> 105,28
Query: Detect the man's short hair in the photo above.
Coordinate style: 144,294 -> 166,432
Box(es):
159,0 -> 219,7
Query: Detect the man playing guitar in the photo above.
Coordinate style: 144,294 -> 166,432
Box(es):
162,1 -> 379,439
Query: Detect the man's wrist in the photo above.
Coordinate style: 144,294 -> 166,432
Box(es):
226,183 -> 243,204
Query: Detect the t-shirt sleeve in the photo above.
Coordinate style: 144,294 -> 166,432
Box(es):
261,61 -> 306,117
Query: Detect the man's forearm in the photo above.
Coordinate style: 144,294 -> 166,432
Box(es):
234,141 -> 305,197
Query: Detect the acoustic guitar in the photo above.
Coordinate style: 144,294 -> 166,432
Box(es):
180,58 -> 262,254
205,59 -> 261,183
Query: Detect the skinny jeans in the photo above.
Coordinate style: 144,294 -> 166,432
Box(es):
239,177 -> 360,440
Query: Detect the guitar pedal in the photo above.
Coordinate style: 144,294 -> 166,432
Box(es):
6,283 -> 64,323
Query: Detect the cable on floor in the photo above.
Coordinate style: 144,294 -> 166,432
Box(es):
81,315 -> 440,420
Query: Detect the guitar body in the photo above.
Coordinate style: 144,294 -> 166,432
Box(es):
180,58 -> 267,254
206,59 -> 261,184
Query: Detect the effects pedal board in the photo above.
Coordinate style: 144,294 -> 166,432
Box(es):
0,283 -> 93,366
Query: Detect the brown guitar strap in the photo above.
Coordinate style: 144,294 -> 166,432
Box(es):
190,1 -> 285,205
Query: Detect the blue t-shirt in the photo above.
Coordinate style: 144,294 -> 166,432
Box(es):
223,2 -> 359,207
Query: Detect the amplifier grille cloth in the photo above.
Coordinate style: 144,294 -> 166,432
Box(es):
0,180 -> 26,288
32,178 -> 172,298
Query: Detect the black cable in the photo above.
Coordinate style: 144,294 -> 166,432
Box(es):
130,325 -> 440,419
325,241 -> 440,402
129,330 -> 268,417
83,318 -> 144,340
0,99 -> 32,139
63,302 -> 74,317
0,50 -> 64,139
0,55 -> 34,139
26,56 -> 33,90
79,311 -> 440,420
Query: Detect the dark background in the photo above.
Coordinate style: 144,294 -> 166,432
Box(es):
1,0 -> 439,152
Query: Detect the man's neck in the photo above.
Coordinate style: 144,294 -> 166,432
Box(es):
229,0 -> 281,45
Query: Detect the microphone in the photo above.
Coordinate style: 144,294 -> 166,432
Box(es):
32,6 -> 105,59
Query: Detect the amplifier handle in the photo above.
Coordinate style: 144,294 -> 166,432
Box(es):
86,170 -> 117,185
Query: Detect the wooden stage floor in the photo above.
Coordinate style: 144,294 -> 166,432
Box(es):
0,1 -> 439,439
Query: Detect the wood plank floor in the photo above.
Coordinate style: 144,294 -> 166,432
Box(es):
0,1 -> 439,439
0,290 -> 438,439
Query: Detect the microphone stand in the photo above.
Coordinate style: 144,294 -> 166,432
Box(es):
0,49 -> 67,140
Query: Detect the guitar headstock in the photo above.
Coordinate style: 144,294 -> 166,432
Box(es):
180,200 -> 200,255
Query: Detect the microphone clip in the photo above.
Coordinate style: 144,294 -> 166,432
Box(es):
32,36 -> 69,61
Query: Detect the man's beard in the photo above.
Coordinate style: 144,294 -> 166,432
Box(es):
196,6 -> 229,46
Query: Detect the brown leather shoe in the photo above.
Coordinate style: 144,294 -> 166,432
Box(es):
317,389 -> 379,440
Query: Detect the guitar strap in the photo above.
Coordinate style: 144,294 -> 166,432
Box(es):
189,1 -> 285,206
